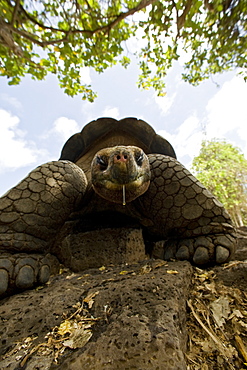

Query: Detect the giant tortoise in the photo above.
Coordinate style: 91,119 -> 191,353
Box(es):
0,117 -> 236,296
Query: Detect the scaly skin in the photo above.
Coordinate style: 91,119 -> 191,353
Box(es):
0,150 -> 236,297
135,154 -> 235,264
0,161 -> 87,296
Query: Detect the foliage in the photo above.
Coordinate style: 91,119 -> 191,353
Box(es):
191,139 -> 247,227
0,0 -> 247,99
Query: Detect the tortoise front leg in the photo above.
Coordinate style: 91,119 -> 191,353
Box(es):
137,154 -> 236,265
0,161 -> 87,296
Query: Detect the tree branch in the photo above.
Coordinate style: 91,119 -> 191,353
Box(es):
6,0 -> 156,48
177,0 -> 193,31
11,0 -> 21,26
96,0 -> 157,34
173,0 -> 193,40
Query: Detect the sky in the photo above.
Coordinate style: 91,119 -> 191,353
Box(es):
0,59 -> 247,196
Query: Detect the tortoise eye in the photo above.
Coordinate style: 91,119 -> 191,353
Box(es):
136,152 -> 144,166
96,156 -> 108,170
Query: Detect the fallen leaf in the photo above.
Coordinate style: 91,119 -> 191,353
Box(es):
63,327 -> 93,349
152,261 -> 168,269
166,270 -> 179,274
139,265 -> 152,274
57,320 -> 77,336
83,291 -> 99,309
210,296 -> 231,327
229,309 -> 244,320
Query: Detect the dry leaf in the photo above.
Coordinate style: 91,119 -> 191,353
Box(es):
139,265 -> 152,274
210,296 -> 231,327
152,261 -> 168,269
57,320 -> 77,336
63,327 -> 92,349
166,270 -> 179,274
83,291 -> 99,309
229,309 -> 244,320
119,270 -> 128,275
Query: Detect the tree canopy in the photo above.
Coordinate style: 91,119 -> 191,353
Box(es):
191,139 -> 247,227
0,0 -> 246,100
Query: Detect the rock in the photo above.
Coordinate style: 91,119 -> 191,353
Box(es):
0,260 -> 192,370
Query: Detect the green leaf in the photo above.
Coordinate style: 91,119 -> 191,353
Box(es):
0,0 -> 246,99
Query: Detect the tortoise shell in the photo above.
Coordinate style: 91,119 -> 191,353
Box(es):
59,117 -> 176,164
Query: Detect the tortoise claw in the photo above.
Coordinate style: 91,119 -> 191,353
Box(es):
0,269 -> 8,295
193,246 -> 210,265
0,254 -> 51,297
175,245 -> 190,260
216,246 -> 230,264
162,233 -> 235,266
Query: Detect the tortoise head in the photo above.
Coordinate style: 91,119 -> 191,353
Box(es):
91,146 -> 151,204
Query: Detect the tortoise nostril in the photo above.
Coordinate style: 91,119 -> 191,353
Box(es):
115,154 -> 128,162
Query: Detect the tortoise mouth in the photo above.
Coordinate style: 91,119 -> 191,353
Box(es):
98,174 -> 149,189
91,145 -> 151,204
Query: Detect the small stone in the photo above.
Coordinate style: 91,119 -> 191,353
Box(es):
193,247 -> 209,265
216,246 -> 230,264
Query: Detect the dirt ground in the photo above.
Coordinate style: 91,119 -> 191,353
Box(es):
187,227 -> 247,369
1,228 -> 247,370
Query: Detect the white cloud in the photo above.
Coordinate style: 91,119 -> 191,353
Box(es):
0,93 -> 23,111
205,76 -> 247,156
48,117 -> 80,142
158,115 -> 204,166
101,106 -> 120,119
154,92 -> 176,116
158,76 -> 247,168
0,109 -> 46,172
